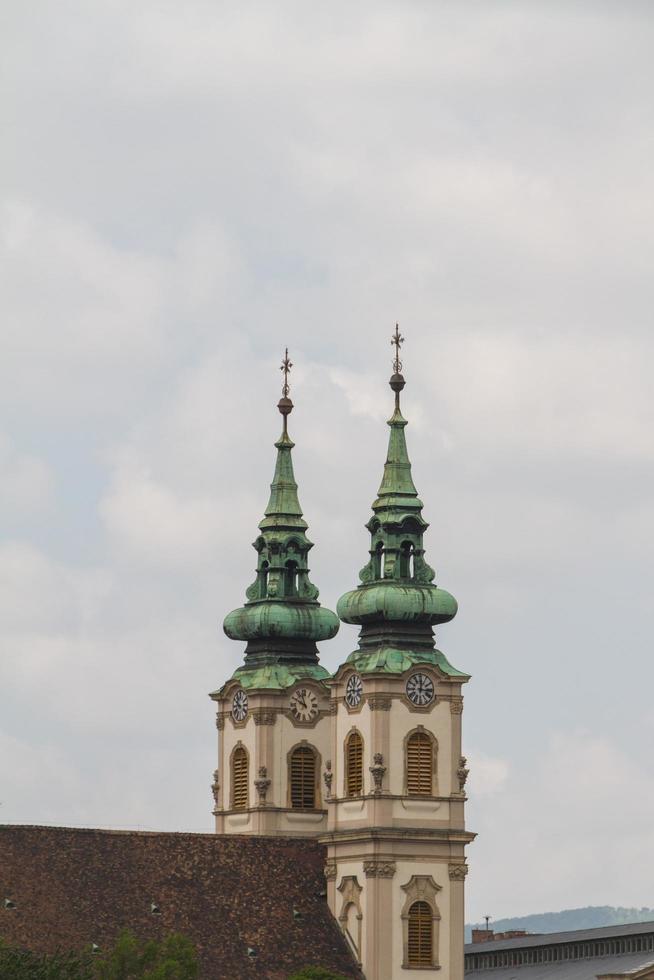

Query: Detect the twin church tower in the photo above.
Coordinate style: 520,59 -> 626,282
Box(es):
210,331 -> 474,980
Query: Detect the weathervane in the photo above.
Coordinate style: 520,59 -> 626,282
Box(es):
280,347 -> 293,398
391,323 -> 404,375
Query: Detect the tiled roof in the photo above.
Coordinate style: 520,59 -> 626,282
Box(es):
0,825 -> 361,980
462,952 -> 654,980
465,922 -> 654,954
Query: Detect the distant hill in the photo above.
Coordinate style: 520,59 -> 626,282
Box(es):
465,906 -> 654,943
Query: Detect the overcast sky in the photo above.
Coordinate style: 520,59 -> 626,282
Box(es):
2,1 -> 654,923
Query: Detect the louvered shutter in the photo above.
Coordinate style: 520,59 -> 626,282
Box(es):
290,746 -> 316,809
232,747 -> 248,809
346,731 -> 363,796
408,901 -> 433,966
406,732 -> 433,795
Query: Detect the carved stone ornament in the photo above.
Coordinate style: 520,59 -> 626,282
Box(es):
369,752 -> 386,793
368,695 -> 392,711
457,756 -> 469,791
324,861 -> 337,880
253,709 -> 277,726
448,863 -> 468,881
337,876 -> 363,957
323,760 -> 334,798
450,696 -> 464,714
363,860 -> 396,878
215,713 -> 225,731
211,769 -> 220,805
254,765 -> 271,803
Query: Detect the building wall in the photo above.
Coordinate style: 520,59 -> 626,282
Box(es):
213,677 -> 332,837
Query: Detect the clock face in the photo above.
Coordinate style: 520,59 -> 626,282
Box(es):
345,673 -> 363,708
406,672 -> 435,707
289,687 -> 319,722
231,689 -> 248,722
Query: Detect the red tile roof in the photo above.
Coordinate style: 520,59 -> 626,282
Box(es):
0,825 -> 360,980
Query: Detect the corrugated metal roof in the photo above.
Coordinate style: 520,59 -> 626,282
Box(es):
464,952 -> 654,980
466,922 -> 654,954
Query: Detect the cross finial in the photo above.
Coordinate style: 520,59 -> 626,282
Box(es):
277,348 -> 294,434
280,347 -> 293,398
391,323 -> 404,375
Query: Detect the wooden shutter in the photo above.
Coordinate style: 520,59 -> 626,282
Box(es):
290,746 -> 316,809
346,731 -> 363,796
408,901 -> 433,966
232,746 -> 248,809
406,732 -> 433,795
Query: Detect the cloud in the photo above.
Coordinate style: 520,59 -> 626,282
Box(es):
465,750 -> 510,798
467,731 -> 654,920
100,461 -> 226,567
0,435 -> 53,519
1,0 -> 653,921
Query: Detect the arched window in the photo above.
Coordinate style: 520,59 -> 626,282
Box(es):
284,560 -> 298,597
289,745 -> 317,809
259,560 -> 269,598
231,745 -> 249,809
372,541 -> 383,579
400,541 -> 413,578
408,901 -> 433,966
345,730 -> 363,797
406,730 -> 434,795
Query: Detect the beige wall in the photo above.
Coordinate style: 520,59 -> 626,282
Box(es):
322,664 -> 472,980
213,679 -> 333,836
213,662 -> 473,978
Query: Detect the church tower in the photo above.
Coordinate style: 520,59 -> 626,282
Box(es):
210,352 -> 339,837
321,329 -> 474,979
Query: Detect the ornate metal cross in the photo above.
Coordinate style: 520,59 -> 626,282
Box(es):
391,323 -> 404,374
280,347 -> 293,397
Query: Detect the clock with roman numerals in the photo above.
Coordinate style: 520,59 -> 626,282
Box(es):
231,689 -> 248,722
345,673 -> 363,708
406,672 -> 435,707
290,687 -> 319,722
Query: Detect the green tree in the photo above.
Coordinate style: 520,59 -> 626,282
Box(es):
0,940 -> 93,979
0,933 -> 197,980
93,931 -> 198,980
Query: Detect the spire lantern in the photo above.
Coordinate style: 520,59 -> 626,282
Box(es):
222,351 -> 339,674
337,329 -> 460,675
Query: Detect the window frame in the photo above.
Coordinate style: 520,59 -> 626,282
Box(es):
230,741 -> 249,810
287,740 -> 322,810
344,728 -> 364,797
404,726 -> 438,797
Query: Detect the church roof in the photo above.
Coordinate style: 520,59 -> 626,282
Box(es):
0,825 -> 361,980
336,330 -> 465,678
221,351 -> 339,680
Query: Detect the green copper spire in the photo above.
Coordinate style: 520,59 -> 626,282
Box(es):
337,328 -> 466,676
223,350 -> 339,675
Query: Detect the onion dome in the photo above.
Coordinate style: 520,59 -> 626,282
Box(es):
222,350 -> 339,673
337,327 -> 463,675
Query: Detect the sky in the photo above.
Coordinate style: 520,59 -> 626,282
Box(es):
2,1 -> 654,923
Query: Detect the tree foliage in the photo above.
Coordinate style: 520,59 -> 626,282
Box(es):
0,941 -> 93,979
0,932 -> 197,980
